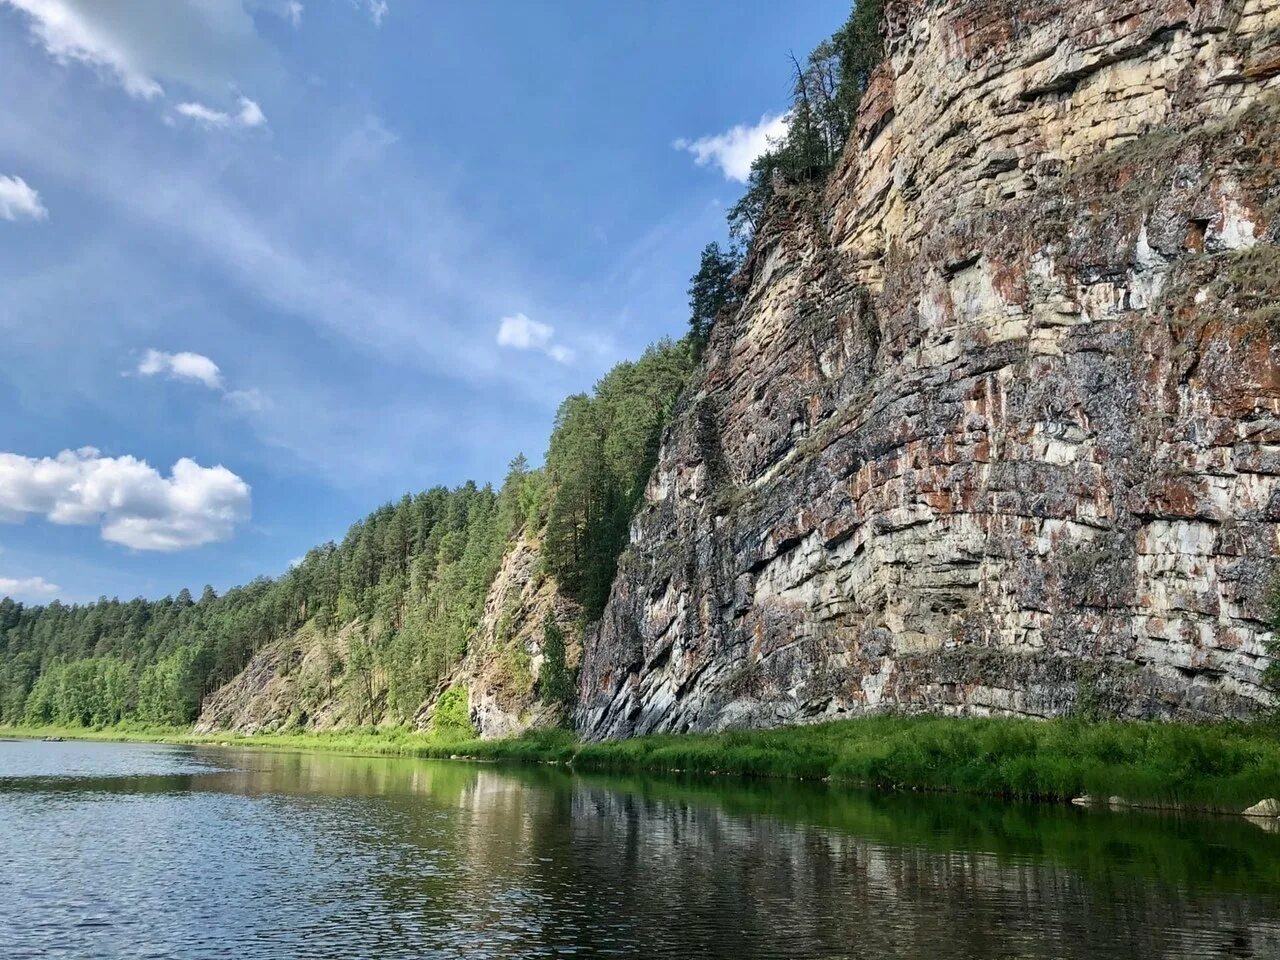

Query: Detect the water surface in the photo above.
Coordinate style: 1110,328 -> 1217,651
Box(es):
2,738 -> 1278,959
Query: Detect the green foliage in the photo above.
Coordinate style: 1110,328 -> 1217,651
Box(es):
543,339 -> 695,617
687,241 -> 742,349
727,0 -> 884,242
550,716 -> 1280,810
538,616 -> 575,707
39,714 -> 1275,812
431,684 -> 475,740
21,656 -> 134,728
727,152 -> 786,243
12,714 -> 1280,814
136,646 -> 208,726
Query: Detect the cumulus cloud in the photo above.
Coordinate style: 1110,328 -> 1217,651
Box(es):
176,96 -> 266,130
0,575 -> 60,600
674,112 -> 790,183
284,1 -> 303,26
0,174 -> 48,221
137,349 -> 224,389
0,447 -> 251,551
496,313 -> 574,365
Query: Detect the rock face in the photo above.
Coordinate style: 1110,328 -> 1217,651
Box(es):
196,621 -> 366,733
446,533 -> 582,739
579,0 -> 1280,738
197,532 -> 580,737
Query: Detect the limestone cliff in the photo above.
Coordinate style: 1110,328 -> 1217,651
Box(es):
579,0 -> 1280,738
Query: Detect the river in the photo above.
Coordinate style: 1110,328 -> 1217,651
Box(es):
2,738 -> 1279,958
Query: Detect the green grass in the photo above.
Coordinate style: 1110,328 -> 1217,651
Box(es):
5,715 -> 1280,812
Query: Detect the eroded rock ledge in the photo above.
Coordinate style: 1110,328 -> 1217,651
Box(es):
578,0 -> 1280,738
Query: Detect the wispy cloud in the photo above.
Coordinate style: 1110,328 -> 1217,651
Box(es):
136,349 -> 274,417
496,313 -> 574,365
225,387 -> 269,413
1,0 -> 164,98
0,10 -> 611,495
0,0 -> 287,125
674,112 -> 789,183
0,173 -> 48,221
356,0 -> 389,26
0,446 -> 251,551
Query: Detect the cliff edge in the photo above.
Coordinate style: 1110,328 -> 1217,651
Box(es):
579,0 -> 1280,737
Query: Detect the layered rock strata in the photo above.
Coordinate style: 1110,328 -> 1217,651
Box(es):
579,0 -> 1280,737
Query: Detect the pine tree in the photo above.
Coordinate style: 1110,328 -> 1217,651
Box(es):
687,242 -> 741,348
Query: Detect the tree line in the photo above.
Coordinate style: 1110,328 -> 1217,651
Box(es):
1,474 -> 534,728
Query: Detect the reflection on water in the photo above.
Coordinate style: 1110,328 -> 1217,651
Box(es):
1,739 -> 1278,959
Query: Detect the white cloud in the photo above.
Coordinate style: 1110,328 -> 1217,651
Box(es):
137,349 -> 224,389
0,575 -> 60,600
135,349 -> 270,412
236,96 -> 266,127
0,447 -> 251,551
674,112 -> 790,183
497,313 -> 553,350
0,174 -> 48,221
176,96 -> 266,130
284,1 -> 303,26
175,101 -> 229,127
496,313 -> 574,365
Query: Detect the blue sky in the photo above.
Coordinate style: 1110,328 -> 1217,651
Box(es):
0,0 -> 845,604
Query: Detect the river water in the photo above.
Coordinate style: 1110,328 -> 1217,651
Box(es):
2,738 -> 1279,959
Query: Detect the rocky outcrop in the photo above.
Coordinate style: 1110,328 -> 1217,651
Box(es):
196,531 -> 580,736
579,0 -> 1280,738
196,621 -> 365,733
444,533 -> 582,738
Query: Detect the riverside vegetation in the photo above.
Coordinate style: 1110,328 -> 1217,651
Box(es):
4,0 -> 1280,814
5,714 -> 1280,813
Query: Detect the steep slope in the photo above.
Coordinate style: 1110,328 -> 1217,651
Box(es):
196,531 -> 581,736
448,532 -> 583,738
580,0 -> 1280,737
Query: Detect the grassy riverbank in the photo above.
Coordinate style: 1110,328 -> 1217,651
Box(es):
5,715 -> 1280,812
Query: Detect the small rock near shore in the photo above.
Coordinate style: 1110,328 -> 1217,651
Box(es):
1243,799 -> 1280,818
